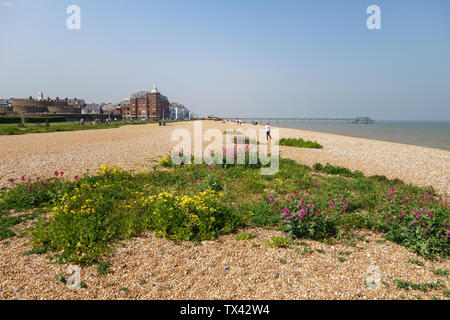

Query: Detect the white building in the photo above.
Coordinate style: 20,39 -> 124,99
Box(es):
169,102 -> 191,120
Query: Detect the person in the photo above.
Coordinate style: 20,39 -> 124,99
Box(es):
159,121 -> 162,126
265,122 -> 272,140
45,119 -> 49,127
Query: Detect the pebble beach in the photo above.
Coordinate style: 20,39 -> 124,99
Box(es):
0,120 -> 449,300
1,121 -> 449,196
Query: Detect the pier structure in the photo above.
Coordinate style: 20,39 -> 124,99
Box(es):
222,117 -> 375,124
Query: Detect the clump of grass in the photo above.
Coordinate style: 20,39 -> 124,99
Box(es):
432,269 -> 448,277
394,280 -> 446,292
265,236 -> 291,248
313,163 -> 364,178
279,138 -> 323,149
224,130 -> 243,135
236,232 -> 256,241
408,259 -> 424,266
97,261 -> 112,275
295,247 -> 313,256
56,273 -> 66,284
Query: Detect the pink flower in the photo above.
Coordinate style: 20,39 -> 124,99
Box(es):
74,175 -> 79,181
268,194 -> 274,202
342,200 -> 348,207
298,209 -> 306,220
60,171 -> 64,177
281,207 -> 290,217
328,199 -> 335,207
21,176 -> 25,181
313,182 -> 318,187
298,179 -> 302,184
8,178 -> 14,184
54,171 -> 59,177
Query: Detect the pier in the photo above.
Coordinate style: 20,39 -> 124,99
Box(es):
221,117 -> 375,124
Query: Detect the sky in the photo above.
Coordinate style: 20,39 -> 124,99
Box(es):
0,0 -> 449,120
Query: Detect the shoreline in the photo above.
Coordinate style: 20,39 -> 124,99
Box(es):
0,120 -> 448,196
241,120 -> 450,152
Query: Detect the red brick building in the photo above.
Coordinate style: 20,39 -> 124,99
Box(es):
125,85 -> 170,121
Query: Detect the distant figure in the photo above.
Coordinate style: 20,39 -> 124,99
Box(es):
159,121 -> 162,126
45,119 -> 49,127
80,118 -> 84,125
265,123 -> 272,140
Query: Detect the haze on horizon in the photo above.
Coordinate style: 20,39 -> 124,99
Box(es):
1,0 -> 449,121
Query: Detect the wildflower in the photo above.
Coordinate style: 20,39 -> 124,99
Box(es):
268,194 -> 274,202
54,171 -> 59,177
74,175 -> 79,181
281,207 -> 290,217
328,199 -> 335,207
298,209 -> 306,220
313,182 -> 318,187
446,231 -> 450,238
342,200 -> 348,207
390,187 -> 397,195
60,171 -> 64,177
8,178 -> 14,184
298,179 -> 302,184
21,176 -> 25,181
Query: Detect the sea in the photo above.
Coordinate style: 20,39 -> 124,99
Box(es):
246,120 -> 450,151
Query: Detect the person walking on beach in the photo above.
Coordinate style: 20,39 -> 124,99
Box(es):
265,122 -> 272,140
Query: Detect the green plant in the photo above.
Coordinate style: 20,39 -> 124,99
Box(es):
56,273 -> 67,284
97,261 -> 112,275
203,175 -> 223,192
432,269 -> 448,277
408,259 -> 424,266
279,138 -> 323,149
265,236 -> 291,248
236,232 -> 256,241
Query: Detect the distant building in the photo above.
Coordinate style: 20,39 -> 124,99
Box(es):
0,99 -> 12,115
169,102 -> 191,120
82,103 -> 102,115
126,85 -> 170,121
9,91 -> 84,115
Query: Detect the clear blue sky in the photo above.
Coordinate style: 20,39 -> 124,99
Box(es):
1,0 -> 449,120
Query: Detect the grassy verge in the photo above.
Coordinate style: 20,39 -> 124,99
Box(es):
0,120 -> 179,136
279,137 -> 323,149
0,155 -> 448,264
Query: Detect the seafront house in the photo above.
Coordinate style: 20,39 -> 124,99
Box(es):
169,102 -> 191,121
82,103 -> 102,115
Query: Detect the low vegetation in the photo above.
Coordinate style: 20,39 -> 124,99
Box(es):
0,149 -> 448,265
279,137 -> 323,149
0,120 -> 177,136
